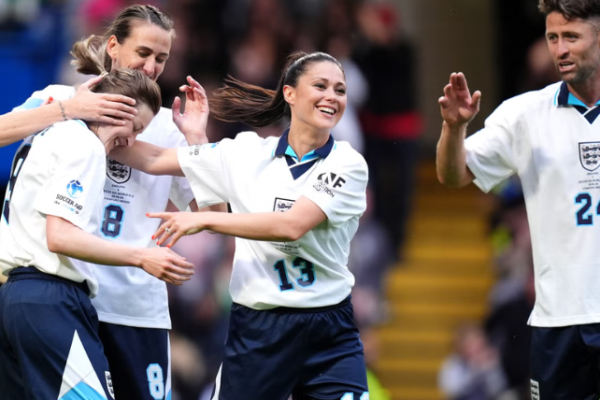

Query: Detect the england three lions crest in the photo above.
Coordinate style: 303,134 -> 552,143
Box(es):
107,158 -> 131,183
580,142 -> 600,171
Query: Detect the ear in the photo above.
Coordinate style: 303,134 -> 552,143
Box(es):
106,35 -> 119,64
283,85 -> 295,107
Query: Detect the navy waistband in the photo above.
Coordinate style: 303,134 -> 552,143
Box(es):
234,295 -> 352,314
8,267 -> 90,296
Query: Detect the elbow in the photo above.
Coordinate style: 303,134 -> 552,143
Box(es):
47,231 -> 68,254
280,221 -> 309,242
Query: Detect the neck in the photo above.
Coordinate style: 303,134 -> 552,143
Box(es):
287,124 -> 329,160
88,122 -> 117,155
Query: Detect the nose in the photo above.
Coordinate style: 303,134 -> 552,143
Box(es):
556,38 -> 569,58
142,59 -> 156,78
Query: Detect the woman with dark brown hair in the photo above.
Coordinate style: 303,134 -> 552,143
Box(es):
114,51 -> 371,400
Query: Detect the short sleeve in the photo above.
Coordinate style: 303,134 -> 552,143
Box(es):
13,85 -> 75,112
303,153 -> 368,227
177,140 -> 233,208
33,124 -> 105,229
465,101 -> 519,193
168,129 -> 194,210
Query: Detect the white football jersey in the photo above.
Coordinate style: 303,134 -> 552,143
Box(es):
3,84 -> 194,329
465,81 -> 600,327
0,120 -> 106,296
86,108 -> 193,329
178,131 -> 368,310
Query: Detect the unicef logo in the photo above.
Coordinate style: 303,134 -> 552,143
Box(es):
66,180 -> 83,198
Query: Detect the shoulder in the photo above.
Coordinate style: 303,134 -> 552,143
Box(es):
495,82 -> 561,117
14,85 -> 75,111
229,131 -> 276,152
329,141 -> 368,172
43,120 -> 103,157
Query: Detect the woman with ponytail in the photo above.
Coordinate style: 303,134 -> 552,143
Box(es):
113,51 -> 370,400
0,42 -> 195,400
0,5 -> 210,400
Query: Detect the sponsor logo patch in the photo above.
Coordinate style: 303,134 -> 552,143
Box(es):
66,180 -> 83,198
273,197 -> 295,212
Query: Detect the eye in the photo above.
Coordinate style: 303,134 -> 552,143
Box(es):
314,84 -> 326,90
156,58 -> 167,64
336,88 -> 346,95
138,51 -> 150,58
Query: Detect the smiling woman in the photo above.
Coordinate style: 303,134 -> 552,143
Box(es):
110,51 -> 370,400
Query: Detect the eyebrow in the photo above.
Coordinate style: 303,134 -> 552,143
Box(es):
311,77 -> 346,86
136,45 -> 169,58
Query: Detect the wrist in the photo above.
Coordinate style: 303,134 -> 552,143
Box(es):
442,121 -> 468,136
59,99 -> 74,120
130,247 -> 146,268
185,131 -> 208,145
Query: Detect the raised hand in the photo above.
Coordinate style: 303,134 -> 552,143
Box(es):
172,76 -> 209,145
148,211 -> 205,248
62,75 -> 138,125
439,73 -> 482,129
139,247 -> 194,285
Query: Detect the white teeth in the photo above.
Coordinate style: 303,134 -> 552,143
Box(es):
317,107 -> 335,115
115,138 -> 120,147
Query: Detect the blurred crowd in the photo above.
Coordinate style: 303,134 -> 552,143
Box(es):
0,0 -> 422,399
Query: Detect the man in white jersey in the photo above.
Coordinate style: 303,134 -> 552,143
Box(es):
0,5 -> 211,400
436,0 -> 600,398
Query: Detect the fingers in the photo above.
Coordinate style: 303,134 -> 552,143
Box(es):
172,96 -> 182,116
147,212 -> 170,219
102,94 -> 137,107
455,72 -> 468,91
80,75 -> 103,90
472,90 -> 482,111
98,116 -> 128,126
166,232 -> 184,248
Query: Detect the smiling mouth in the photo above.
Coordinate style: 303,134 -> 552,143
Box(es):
317,106 -> 336,116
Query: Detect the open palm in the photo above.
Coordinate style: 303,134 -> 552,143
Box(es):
439,73 -> 481,128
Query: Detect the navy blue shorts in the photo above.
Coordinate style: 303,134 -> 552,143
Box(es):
530,324 -> 600,400
0,267 -> 112,400
212,297 -> 369,400
99,322 -> 171,400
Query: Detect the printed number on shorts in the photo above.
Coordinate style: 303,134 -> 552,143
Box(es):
2,144 -> 31,224
273,257 -> 316,291
575,193 -> 600,225
101,204 -> 124,237
146,364 -> 165,400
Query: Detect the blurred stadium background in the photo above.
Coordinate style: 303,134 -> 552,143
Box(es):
0,0 -> 554,399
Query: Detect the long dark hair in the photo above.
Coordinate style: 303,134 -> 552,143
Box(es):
72,5 -> 175,73
210,52 -> 344,127
538,0 -> 600,20
70,37 -> 162,115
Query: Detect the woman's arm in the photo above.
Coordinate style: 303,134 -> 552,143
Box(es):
149,196 -> 327,247
110,141 -> 183,176
46,215 -> 194,285
0,76 -> 137,148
